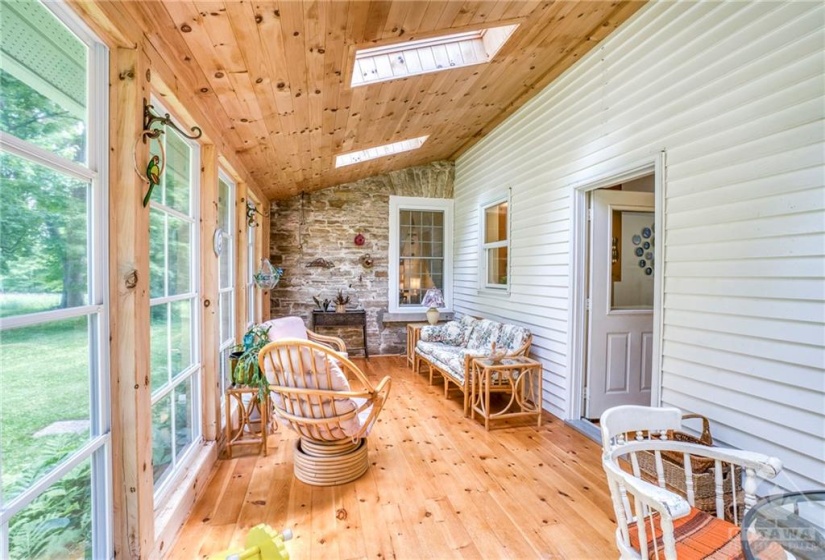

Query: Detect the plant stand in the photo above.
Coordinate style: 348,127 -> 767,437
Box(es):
225,387 -> 270,458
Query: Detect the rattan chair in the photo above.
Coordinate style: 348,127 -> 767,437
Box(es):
259,338 -> 391,486
600,405 -> 786,560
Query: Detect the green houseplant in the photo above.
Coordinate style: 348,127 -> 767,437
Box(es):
230,324 -> 272,401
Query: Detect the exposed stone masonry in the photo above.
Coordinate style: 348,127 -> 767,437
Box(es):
268,161 -> 454,355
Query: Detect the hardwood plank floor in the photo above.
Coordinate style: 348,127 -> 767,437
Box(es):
167,356 -> 618,559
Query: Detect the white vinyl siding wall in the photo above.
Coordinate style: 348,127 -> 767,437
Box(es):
453,1 -> 824,491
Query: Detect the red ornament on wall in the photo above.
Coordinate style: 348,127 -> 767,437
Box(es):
354,233 -> 365,246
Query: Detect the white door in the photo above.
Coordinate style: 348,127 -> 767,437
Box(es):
585,190 -> 655,419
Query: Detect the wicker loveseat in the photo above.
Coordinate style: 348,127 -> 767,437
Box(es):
414,316 -> 532,415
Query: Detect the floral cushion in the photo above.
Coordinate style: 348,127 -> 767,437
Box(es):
495,324 -> 530,353
420,320 -> 471,346
459,315 -> 478,345
415,341 -> 467,383
465,319 -> 502,352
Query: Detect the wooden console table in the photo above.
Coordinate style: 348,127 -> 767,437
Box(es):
312,310 -> 368,358
469,356 -> 543,431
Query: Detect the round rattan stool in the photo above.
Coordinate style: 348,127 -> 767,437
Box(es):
292,438 -> 369,486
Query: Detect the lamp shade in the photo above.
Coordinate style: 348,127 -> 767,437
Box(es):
421,288 -> 444,308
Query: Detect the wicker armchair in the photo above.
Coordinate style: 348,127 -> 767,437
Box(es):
259,339 -> 391,486
600,405 -> 786,560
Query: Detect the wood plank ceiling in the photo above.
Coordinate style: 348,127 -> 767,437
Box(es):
120,1 -> 646,200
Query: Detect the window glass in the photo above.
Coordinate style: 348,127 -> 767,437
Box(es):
8,458 -> 92,559
0,317 -> 90,501
482,200 -> 509,288
611,211 -> 655,310
0,1 -> 87,163
0,151 -> 89,316
152,394 -> 173,485
399,209 -> 445,306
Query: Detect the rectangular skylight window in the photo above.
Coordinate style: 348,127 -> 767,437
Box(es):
351,24 -> 519,87
335,136 -> 429,168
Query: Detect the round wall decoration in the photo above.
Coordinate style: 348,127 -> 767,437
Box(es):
354,233 -> 365,246
213,227 -> 224,256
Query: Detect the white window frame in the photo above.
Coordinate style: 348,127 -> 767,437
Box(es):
479,191 -> 511,293
0,1 -> 111,557
217,170 -> 236,397
147,99 -> 203,504
388,196 -> 453,313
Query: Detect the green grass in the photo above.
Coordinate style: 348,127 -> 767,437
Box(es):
0,292 -> 62,318
0,309 -> 89,499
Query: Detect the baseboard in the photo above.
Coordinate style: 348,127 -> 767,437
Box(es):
154,441 -> 219,558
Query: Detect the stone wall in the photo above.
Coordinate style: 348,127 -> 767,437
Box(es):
268,161 -> 454,355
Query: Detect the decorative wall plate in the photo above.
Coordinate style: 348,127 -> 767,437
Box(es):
645,267 -> 653,275
642,227 -> 652,238
354,233 -> 365,246
632,235 -> 641,245
635,247 -> 644,257
638,259 -> 646,268
213,227 -> 224,256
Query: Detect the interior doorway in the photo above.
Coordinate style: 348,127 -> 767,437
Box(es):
567,163 -> 664,431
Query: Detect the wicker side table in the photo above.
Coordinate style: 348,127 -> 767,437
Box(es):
224,387 -> 270,458
406,322 -> 429,373
469,356 -> 543,431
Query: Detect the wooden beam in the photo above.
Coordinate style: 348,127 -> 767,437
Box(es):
235,181 -> 250,335
200,144 -> 220,441
109,45 -> 154,560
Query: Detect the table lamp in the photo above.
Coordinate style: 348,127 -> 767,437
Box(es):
421,288 -> 445,325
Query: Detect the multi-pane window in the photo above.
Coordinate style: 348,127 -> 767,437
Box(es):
148,109 -> 201,498
0,1 -> 110,558
388,196 -> 452,312
217,172 -> 235,395
482,199 -> 509,289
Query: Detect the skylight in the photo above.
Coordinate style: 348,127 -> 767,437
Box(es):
335,136 -> 429,168
351,24 -> 519,87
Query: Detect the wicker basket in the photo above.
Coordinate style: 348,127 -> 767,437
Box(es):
637,415 -> 743,521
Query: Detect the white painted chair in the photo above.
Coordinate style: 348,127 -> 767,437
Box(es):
600,405 -> 786,560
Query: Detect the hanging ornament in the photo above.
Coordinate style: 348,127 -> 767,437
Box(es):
253,258 -> 283,289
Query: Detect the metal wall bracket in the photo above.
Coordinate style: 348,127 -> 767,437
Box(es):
143,98 -> 202,142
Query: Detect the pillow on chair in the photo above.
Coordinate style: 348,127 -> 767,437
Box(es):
260,316 -> 308,341
264,344 -> 372,438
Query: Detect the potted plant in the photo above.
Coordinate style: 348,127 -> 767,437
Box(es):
230,324 -> 272,402
334,289 -> 350,313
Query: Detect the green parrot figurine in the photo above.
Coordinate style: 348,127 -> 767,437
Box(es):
143,155 -> 161,207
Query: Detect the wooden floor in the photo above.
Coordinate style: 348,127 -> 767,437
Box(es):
168,356 -> 618,559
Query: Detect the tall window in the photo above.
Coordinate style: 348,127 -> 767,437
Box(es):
388,196 -> 453,313
147,105 -> 201,498
217,172 -> 235,396
0,1 -> 110,558
481,198 -> 510,290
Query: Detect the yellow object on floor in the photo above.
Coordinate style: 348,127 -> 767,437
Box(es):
209,524 -> 292,560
